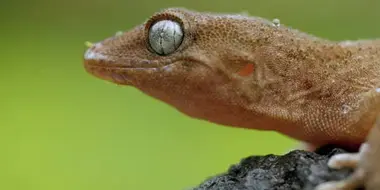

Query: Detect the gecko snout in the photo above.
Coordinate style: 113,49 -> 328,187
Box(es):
83,42 -> 140,86
83,42 -> 110,63
83,42 -> 116,83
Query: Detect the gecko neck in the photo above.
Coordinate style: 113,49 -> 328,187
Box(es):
220,24 -> 380,143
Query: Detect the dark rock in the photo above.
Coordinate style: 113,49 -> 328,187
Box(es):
192,146 -> 364,190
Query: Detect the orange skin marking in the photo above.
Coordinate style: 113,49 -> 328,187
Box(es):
238,63 -> 254,76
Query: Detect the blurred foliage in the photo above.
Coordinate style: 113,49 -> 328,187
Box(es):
1,0 -> 380,189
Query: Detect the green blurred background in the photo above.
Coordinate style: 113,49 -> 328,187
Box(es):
2,0 -> 380,189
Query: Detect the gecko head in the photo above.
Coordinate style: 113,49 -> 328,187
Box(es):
83,8 -> 204,86
83,8 -> 277,123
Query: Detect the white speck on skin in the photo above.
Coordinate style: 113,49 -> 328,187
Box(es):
84,44 -> 108,61
376,88 -> 380,93
162,65 -> 173,72
272,18 -> 280,27
339,40 -> 359,47
115,31 -> 123,36
341,104 -> 352,114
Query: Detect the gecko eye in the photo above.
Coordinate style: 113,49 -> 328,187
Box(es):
148,20 -> 184,55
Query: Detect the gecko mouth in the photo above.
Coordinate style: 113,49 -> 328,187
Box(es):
84,59 -> 168,85
83,48 -> 179,85
83,46 -> 183,68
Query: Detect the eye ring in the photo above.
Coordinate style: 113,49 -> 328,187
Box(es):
145,13 -> 185,56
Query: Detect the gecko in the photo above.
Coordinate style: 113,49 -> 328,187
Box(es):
82,8 -> 380,189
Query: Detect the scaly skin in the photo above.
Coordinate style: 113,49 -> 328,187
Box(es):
316,105 -> 380,190
83,8 -> 380,189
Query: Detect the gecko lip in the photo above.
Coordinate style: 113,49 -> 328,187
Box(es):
83,45 -> 192,69
84,52 -> 175,70
84,58 -> 170,85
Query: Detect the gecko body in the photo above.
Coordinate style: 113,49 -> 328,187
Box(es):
83,8 -> 380,189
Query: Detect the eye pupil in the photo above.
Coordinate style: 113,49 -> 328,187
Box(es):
148,20 -> 184,55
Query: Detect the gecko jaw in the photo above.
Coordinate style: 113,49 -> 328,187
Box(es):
84,55 -> 170,86
83,63 -> 135,85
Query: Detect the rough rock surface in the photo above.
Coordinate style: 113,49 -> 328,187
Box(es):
192,146 -> 363,190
